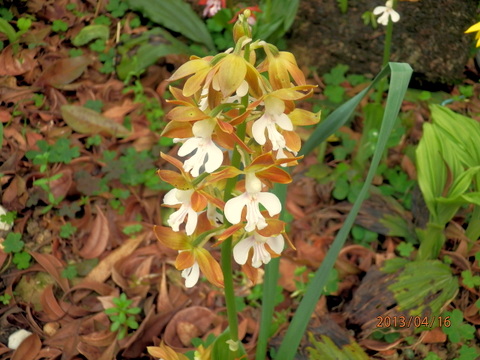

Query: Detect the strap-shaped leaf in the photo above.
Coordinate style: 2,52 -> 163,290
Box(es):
126,0 -> 215,51
258,62 -> 412,360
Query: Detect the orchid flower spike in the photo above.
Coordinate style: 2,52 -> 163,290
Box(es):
373,0 -> 400,26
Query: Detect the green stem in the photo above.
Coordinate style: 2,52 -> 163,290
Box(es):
220,97 -> 248,345
221,237 -> 239,341
375,0 -> 396,104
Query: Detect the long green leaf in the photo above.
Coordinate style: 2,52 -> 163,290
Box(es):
255,0 -> 299,43
125,0 -> 215,51
269,63 -> 412,360
116,29 -> 192,80
254,181 -> 285,360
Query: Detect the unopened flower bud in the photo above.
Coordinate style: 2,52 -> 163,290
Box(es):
233,11 -> 252,42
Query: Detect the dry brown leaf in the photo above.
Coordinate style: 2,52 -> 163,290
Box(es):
61,105 -> 130,137
49,168 -> 73,201
164,306 -> 219,351
0,46 -> 37,76
30,252 -> 70,293
44,319 -> 82,358
81,233 -> 147,284
112,254 -> 154,298
40,285 -> 69,321
36,56 -> 93,88
78,205 -> 110,259
11,333 -> 41,360
421,327 -> 447,343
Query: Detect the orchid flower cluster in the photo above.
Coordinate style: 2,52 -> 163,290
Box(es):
153,11 -> 320,289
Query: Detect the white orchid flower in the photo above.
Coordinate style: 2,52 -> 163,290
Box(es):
373,0 -> 400,26
163,189 -> 198,235
252,96 -> 294,158
233,232 -> 284,268
224,173 -> 281,232
177,118 -> 224,177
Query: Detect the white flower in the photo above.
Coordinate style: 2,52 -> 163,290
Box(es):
202,0 -> 224,17
182,261 -> 200,288
225,80 -> 250,104
177,119 -> 224,177
233,232 -> 284,268
163,189 -> 198,235
207,202 -> 223,225
8,329 -> 32,349
252,96 -> 294,156
224,174 -> 281,232
373,0 -> 400,26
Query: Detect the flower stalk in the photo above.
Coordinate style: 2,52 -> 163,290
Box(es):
374,0 -> 398,104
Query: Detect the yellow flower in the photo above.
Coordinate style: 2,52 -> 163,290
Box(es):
259,45 -> 306,90
466,22 -> 480,47
147,342 -> 189,360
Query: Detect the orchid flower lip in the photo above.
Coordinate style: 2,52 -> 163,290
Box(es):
224,174 -> 281,232
177,119 -> 224,177
182,261 -> 200,288
233,232 -> 285,267
163,189 -> 198,235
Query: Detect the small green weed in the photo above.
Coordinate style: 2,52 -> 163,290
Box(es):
125,80 -> 165,131
84,99 -> 104,112
0,293 -> 12,305
2,233 -> 31,270
61,264 -> 78,279
60,223 -> 77,238
69,48 -> 83,57
396,242 -> 414,257
122,224 -> 143,235
371,329 -> 401,343
351,225 -> 378,246
106,0 -> 129,18
0,210 -> 16,226
105,293 -> 141,340
52,19 -> 68,33
441,309 -> 475,344
26,138 -> 80,172
461,270 -> 480,289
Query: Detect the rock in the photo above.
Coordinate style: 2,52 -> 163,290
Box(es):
288,0 -> 477,85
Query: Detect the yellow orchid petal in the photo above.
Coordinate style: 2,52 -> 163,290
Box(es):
175,250 -> 195,270
288,108 -> 321,126
216,54 -> 247,97
160,119 -> 193,139
168,58 -> 211,82
153,225 -> 189,250
157,170 -> 190,190
255,166 -> 292,184
166,105 -> 209,122
196,248 -> 224,288
269,56 -> 291,89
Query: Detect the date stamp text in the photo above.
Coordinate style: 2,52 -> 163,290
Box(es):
376,316 -> 451,328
